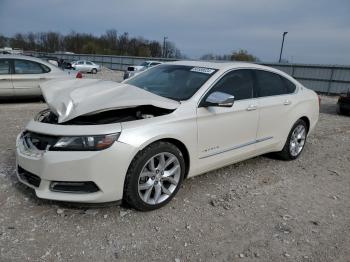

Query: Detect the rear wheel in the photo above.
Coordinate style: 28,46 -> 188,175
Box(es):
123,142 -> 185,211
276,119 -> 308,160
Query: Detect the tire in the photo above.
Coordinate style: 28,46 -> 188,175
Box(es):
91,68 -> 97,74
276,119 -> 308,160
123,142 -> 185,211
336,103 -> 347,115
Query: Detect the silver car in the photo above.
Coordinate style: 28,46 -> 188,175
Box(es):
71,60 -> 101,74
0,55 -> 79,98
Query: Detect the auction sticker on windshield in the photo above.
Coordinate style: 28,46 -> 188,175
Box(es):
190,67 -> 216,74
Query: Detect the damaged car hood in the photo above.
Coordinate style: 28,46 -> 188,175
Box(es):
41,79 -> 180,123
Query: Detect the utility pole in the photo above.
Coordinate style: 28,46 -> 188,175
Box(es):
279,32 -> 288,63
163,36 -> 168,58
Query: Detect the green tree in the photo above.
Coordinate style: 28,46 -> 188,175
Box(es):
231,49 -> 258,62
0,34 -> 8,47
82,41 -> 98,54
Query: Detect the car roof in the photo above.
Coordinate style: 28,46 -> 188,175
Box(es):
0,54 -> 53,64
165,60 -> 273,71
163,60 -> 299,84
0,54 -> 64,72
76,60 -> 94,63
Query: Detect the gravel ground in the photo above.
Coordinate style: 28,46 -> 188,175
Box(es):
81,67 -> 124,82
0,70 -> 349,261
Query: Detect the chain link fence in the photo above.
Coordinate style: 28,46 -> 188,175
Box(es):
26,52 -> 350,94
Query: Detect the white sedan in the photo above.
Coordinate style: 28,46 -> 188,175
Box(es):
124,60 -> 163,79
0,55 -> 81,97
71,60 -> 101,74
16,61 -> 319,211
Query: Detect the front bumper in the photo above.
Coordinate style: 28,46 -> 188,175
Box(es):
16,134 -> 137,203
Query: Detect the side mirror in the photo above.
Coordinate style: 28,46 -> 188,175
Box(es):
202,91 -> 235,107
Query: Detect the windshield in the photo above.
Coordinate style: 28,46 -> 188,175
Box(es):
140,62 -> 149,66
125,64 -> 217,101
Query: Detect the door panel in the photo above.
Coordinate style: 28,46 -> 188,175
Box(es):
0,59 -> 14,97
12,74 -> 41,97
197,99 -> 259,159
0,75 -> 14,97
12,59 -> 47,97
253,70 -> 298,148
256,94 -> 296,144
196,69 -> 259,162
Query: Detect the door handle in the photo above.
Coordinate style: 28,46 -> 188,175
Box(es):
246,105 -> 257,111
283,100 -> 292,105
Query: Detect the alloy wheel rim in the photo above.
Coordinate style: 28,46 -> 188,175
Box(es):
138,152 -> 181,205
289,124 -> 306,157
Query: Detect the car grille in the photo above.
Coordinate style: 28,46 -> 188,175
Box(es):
18,166 -> 41,187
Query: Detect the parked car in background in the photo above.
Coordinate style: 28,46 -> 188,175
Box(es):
0,55 -> 82,98
71,60 -> 101,74
16,61 -> 319,211
0,47 -> 23,55
58,59 -> 73,70
337,91 -> 350,115
36,55 -> 59,67
124,60 -> 163,79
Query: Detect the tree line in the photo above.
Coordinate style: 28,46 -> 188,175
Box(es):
0,30 -> 184,58
1,31 -> 259,61
201,49 -> 259,62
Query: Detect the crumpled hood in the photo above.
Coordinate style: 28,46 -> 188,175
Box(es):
40,79 -> 180,123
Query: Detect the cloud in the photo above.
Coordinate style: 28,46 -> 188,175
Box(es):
1,0 -> 349,64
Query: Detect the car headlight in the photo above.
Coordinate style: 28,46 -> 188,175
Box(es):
50,133 -> 120,151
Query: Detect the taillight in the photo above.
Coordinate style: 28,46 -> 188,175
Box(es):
76,72 -> 82,79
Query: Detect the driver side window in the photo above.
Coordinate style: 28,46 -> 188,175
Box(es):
207,70 -> 254,101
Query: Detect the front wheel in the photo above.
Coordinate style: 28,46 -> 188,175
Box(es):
276,119 -> 308,160
123,142 -> 185,211
91,68 -> 97,74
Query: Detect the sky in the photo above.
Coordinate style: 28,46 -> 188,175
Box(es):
1,0 -> 350,64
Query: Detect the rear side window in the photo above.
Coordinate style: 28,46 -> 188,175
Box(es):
86,61 -> 93,65
14,59 -> 49,74
0,59 -> 10,74
207,69 -> 254,101
254,70 -> 295,97
282,77 -> 296,93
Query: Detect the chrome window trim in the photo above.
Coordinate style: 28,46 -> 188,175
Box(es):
12,59 -> 51,75
199,136 -> 273,159
197,67 -> 299,108
197,68 -> 256,107
252,69 -> 299,98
